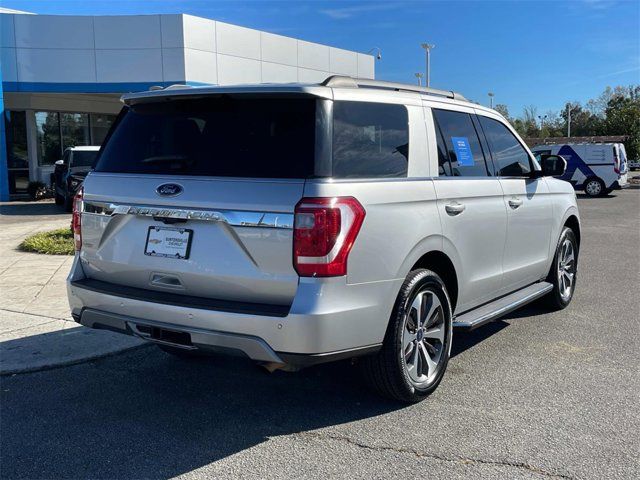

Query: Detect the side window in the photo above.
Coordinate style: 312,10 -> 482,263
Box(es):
432,109 -> 490,177
478,116 -> 532,176
532,149 -> 550,163
435,122 -> 453,176
332,101 -> 409,178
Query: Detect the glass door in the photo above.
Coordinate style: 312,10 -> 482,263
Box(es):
4,110 -> 29,195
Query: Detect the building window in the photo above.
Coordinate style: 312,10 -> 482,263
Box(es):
35,112 -> 62,166
35,111 -> 116,166
90,113 -> 116,145
61,113 -> 90,150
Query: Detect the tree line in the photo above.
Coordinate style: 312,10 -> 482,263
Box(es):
494,85 -> 640,160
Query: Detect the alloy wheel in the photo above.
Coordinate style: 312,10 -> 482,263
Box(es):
557,238 -> 576,301
402,289 -> 446,385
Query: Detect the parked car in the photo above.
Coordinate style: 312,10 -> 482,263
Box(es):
629,160 -> 640,171
531,142 -> 628,196
67,77 -> 580,403
52,146 -> 100,211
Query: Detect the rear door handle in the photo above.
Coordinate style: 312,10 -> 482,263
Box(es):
508,198 -> 523,209
445,202 -> 466,216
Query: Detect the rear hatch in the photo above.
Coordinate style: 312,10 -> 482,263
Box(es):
79,95 -> 318,308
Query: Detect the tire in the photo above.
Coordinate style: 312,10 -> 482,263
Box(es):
54,193 -> 64,206
157,344 -> 205,359
361,269 -> 453,403
584,178 -> 605,197
542,227 -> 578,310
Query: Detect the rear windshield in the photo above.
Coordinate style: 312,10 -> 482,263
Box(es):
95,97 -> 316,178
71,150 -> 98,167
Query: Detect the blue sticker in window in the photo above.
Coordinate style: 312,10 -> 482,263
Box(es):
451,137 -> 474,166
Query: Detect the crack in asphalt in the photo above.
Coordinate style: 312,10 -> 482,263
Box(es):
0,307 -> 72,322
0,318 -> 60,335
298,431 -> 574,479
30,259 -> 70,303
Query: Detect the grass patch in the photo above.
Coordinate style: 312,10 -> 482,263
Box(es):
19,228 -> 74,255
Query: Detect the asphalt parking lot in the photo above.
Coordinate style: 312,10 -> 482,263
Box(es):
1,188 -> 639,479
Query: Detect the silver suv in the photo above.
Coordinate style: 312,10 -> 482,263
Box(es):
67,76 -> 580,403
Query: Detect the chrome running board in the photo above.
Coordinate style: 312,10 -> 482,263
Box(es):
453,282 -> 553,331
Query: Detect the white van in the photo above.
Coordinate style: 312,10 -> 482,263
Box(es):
531,143 -> 629,196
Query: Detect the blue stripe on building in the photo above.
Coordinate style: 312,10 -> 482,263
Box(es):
0,62 -> 9,202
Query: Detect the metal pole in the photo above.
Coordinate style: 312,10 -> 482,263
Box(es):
421,43 -> 435,88
567,104 -> 571,138
426,48 -> 431,87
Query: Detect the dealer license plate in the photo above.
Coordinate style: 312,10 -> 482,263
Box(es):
144,226 -> 193,259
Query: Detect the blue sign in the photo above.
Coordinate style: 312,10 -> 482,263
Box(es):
451,137 -> 474,166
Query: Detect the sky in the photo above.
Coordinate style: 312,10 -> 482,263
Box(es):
2,0 -> 639,117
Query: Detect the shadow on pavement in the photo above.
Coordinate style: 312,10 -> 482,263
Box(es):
0,316 -> 507,479
575,193 -> 618,200
451,320 -> 509,358
0,201 -> 68,217
0,349 -> 400,479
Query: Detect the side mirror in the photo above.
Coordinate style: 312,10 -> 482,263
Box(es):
541,155 -> 567,177
55,159 -> 65,166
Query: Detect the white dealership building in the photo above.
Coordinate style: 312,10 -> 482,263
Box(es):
0,11 -> 375,200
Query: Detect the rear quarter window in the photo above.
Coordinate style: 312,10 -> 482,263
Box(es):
332,101 -> 409,178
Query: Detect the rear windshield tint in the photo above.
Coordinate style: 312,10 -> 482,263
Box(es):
94,97 -> 316,178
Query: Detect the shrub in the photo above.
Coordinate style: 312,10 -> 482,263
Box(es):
18,228 -> 74,255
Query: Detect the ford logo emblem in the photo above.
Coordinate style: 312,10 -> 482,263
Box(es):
156,183 -> 183,197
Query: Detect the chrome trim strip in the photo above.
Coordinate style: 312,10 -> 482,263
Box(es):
82,201 -> 294,229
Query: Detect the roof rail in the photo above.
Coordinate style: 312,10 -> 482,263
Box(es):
321,75 -> 467,101
148,84 -> 193,92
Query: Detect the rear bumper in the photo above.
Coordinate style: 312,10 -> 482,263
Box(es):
67,256 -> 400,366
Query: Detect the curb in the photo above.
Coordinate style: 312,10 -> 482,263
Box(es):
0,342 -> 152,377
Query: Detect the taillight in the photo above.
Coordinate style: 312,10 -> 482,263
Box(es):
72,187 -> 83,251
613,148 -> 620,174
293,197 -> 365,277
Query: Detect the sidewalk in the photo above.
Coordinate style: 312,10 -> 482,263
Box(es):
0,201 -> 144,375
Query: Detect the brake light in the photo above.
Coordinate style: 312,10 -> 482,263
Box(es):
72,187 -> 83,251
293,197 -> 365,277
613,147 -> 620,174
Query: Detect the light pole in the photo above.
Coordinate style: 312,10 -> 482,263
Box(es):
415,72 -> 424,86
538,115 -> 548,131
420,43 -> 435,87
367,47 -> 382,60
488,92 -> 494,109
567,103 -> 572,137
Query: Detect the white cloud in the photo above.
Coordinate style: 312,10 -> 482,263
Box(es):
320,2 -> 399,20
581,0 -> 619,9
